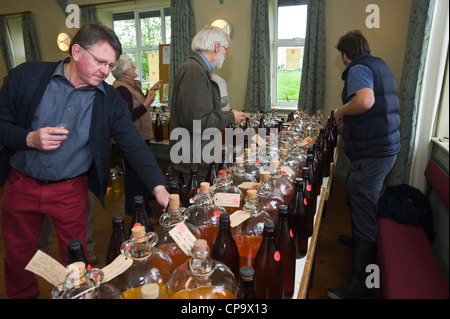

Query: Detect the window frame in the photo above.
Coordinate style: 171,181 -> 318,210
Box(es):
271,0 -> 307,111
112,6 -> 170,89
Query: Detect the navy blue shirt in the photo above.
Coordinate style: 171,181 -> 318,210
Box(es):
10,58 -> 105,180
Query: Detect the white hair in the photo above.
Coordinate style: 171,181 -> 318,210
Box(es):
191,25 -> 229,52
111,55 -> 132,78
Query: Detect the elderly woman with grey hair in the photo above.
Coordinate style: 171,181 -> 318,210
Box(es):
112,55 -> 162,218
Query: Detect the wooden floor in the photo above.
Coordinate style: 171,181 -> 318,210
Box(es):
0,170 -> 383,299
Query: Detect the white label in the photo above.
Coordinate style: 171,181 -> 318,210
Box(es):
214,192 -> 241,207
25,250 -> 67,287
280,166 -> 295,175
168,222 -> 198,256
101,254 -> 133,283
238,182 -> 260,189
252,134 -> 266,146
229,210 -> 251,228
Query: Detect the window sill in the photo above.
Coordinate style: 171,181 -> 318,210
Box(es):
431,137 -> 449,155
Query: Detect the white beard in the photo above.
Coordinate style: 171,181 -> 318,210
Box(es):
212,51 -> 226,70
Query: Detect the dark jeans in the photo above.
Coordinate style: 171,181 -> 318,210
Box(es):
346,155 -> 397,243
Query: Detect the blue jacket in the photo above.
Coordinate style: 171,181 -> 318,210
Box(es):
0,61 -> 165,206
341,53 -> 401,160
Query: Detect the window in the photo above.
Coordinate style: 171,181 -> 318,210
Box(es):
272,1 -> 307,108
113,7 -> 170,98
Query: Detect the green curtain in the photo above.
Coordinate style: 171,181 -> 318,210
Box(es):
169,0 -> 196,104
385,0 -> 436,186
81,6 -> 98,23
244,0 -> 271,113
21,13 -> 41,62
297,0 -> 326,114
0,17 -> 14,71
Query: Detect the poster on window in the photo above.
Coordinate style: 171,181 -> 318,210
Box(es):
148,52 -> 159,89
286,48 -> 301,70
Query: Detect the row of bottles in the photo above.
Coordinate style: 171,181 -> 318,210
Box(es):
58,208 -> 297,299
51,109 -> 338,299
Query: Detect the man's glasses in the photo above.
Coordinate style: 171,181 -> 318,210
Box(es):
81,46 -> 117,71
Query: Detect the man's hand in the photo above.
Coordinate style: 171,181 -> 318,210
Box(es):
231,110 -> 246,125
26,127 -> 68,151
153,185 -> 170,212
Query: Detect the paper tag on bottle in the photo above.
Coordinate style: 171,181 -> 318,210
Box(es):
238,182 -> 260,189
229,210 -> 251,228
25,250 -> 67,287
168,222 -> 197,256
252,134 -> 266,146
213,192 -> 241,207
101,254 -> 133,283
280,166 -> 295,176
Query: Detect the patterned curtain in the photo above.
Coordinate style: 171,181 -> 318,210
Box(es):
0,16 -> 15,71
385,0 -> 435,186
297,0 -> 326,114
81,6 -> 98,23
169,0 -> 196,103
21,13 -> 41,62
244,0 -> 271,113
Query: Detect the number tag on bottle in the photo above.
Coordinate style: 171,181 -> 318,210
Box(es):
25,250 -> 67,287
101,254 -> 133,283
214,192 -> 241,207
169,222 -> 197,256
229,210 -> 251,228
280,166 -> 295,175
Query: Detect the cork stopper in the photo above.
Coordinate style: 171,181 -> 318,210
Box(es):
131,224 -> 146,239
236,157 -> 244,165
261,171 -> 270,182
272,160 -> 280,168
247,189 -> 257,199
139,283 -> 161,299
280,148 -> 287,157
66,261 -> 86,283
244,149 -> 250,156
200,182 -> 210,194
251,143 -> 257,151
283,141 -> 289,148
193,239 -> 208,252
169,194 -> 180,211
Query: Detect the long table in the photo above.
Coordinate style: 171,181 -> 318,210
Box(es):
293,136 -> 341,299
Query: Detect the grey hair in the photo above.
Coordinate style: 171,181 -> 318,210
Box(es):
111,55 -> 132,78
191,25 -> 229,52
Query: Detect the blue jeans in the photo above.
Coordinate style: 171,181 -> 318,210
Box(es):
346,155 -> 397,243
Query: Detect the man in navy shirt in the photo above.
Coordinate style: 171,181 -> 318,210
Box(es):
0,22 -> 170,299
327,31 -> 400,299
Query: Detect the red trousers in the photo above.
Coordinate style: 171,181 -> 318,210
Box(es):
1,168 -> 89,299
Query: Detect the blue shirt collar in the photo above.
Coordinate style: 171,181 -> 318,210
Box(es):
196,51 -> 213,72
53,57 -> 105,94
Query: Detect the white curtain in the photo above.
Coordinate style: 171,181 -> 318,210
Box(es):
409,0 -> 449,193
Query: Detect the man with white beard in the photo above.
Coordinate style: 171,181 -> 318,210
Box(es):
169,26 -> 245,180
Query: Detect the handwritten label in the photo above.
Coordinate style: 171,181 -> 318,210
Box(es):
101,254 -> 133,283
25,250 -> 67,287
252,134 -> 266,146
214,192 -> 241,207
229,210 -> 251,228
280,166 -> 295,175
238,182 -> 260,189
168,222 -> 197,256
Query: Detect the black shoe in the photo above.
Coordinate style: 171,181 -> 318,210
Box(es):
326,238 -> 377,299
338,234 -> 353,249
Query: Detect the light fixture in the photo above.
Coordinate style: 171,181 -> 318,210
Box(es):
57,32 -> 71,52
211,18 -> 232,38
